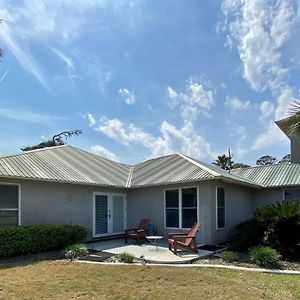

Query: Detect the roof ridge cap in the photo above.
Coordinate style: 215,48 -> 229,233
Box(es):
125,166 -> 134,187
0,144 -> 68,159
178,153 -> 220,177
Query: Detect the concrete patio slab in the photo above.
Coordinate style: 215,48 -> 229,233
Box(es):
87,239 -> 213,264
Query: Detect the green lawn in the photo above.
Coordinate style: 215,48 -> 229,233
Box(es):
0,261 -> 299,299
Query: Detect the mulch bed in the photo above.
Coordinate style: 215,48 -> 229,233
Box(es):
195,253 -> 300,271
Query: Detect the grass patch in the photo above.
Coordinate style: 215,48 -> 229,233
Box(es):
0,261 -> 299,299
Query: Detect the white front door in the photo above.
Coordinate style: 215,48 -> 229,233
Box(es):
93,193 -> 126,237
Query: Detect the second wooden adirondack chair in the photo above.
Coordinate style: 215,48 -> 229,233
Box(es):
168,222 -> 201,254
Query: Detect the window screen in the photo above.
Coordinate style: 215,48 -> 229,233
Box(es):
0,184 -> 19,226
165,189 -> 179,228
217,187 -> 225,229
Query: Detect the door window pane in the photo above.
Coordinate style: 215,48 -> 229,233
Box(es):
95,195 -> 108,234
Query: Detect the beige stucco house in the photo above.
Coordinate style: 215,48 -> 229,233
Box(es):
0,117 -> 299,244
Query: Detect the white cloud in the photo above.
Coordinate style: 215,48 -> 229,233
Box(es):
85,113 -> 96,127
167,79 -> 214,123
90,144 -> 118,161
119,88 -> 136,105
251,121 -> 287,151
222,0 -> 297,92
0,107 -> 65,124
0,1 -> 109,89
95,117 -> 214,160
259,101 -> 275,120
225,96 -> 251,111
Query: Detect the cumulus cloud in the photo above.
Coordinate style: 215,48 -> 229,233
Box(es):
90,145 -> 118,161
167,79 -> 214,123
95,117 -> 214,160
225,97 -> 251,111
119,88 -> 136,105
221,0 -> 297,92
259,101 -> 275,120
84,113 -> 96,127
221,0 -> 299,152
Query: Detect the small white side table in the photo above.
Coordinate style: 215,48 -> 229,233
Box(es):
146,235 -> 163,251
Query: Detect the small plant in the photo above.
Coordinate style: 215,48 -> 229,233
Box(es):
64,243 -> 88,261
118,252 -> 135,263
220,251 -> 239,263
249,246 -> 281,268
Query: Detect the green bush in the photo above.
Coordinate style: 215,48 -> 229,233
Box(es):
255,201 -> 300,259
233,219 -> 264,251
220,251 -> 239,263
0,224 -> 87,257
249,246 -> 281,268
118,252 -> 135,263
64,243 -> 88,261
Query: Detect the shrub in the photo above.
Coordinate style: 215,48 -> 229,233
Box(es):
220,251 -> 239,263
0,224 -> 87,257
249,246 -> 281,268
255,201 -> 300,259
64,243 -> 88,261
233,219 -> 264,251
118,252 -> 135,263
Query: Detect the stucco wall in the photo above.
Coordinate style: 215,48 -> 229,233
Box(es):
126,181 -> 215,244
210,181 -> 254,244
0,177 -> 125,240
252,188 -> 283,209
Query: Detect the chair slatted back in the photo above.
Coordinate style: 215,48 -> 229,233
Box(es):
139,219 -> 150,231
184,223 -> 201,246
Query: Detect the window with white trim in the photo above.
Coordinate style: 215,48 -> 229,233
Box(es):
216,187 -> 225,229
165,187 -> 197,228
284,189 -> 300,201
0,184 -> 19,226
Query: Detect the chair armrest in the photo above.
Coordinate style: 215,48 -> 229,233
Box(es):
172,235 -> 197,241
136,229 -> 146,233
125,228 -> 137,234
168,232 -> 187,238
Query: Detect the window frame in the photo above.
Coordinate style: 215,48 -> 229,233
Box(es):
0,182 -> 21,226
216,186 -> 225,230
164,186 -> 199,230
283,188 -> 300,202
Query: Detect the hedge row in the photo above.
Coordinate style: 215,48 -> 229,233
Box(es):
0,224 -> 87,257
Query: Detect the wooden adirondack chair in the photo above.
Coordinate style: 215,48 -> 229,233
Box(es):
168,223 -> 201,254
124,219 -> 150,244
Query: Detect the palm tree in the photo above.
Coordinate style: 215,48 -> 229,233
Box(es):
284,101 -> 300,137
213,154 -> 233,170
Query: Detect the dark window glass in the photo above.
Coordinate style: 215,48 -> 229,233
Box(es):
284,189 -> 300,201
0,210 -> 18,226
182,209 -> 197,228
166,190 -> 179,208
217,187 -> 225,228
166,190 -> 179,227
0,185 -> 18,226
182,188 -> 197,207
166,209 -> 179,228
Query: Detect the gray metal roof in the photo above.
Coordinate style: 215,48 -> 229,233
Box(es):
1,145 -> 298,189
0,145 -> 131,187
231,163 -> 300,187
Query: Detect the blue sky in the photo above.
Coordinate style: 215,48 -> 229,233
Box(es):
0,0 -> 299,165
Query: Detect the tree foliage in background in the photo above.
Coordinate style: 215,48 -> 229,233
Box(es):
213,154 -> 233,170
21,130 -> 82,151
256,155 -> 277,166
231,162 -> 250,169
279,154 -> 291,163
